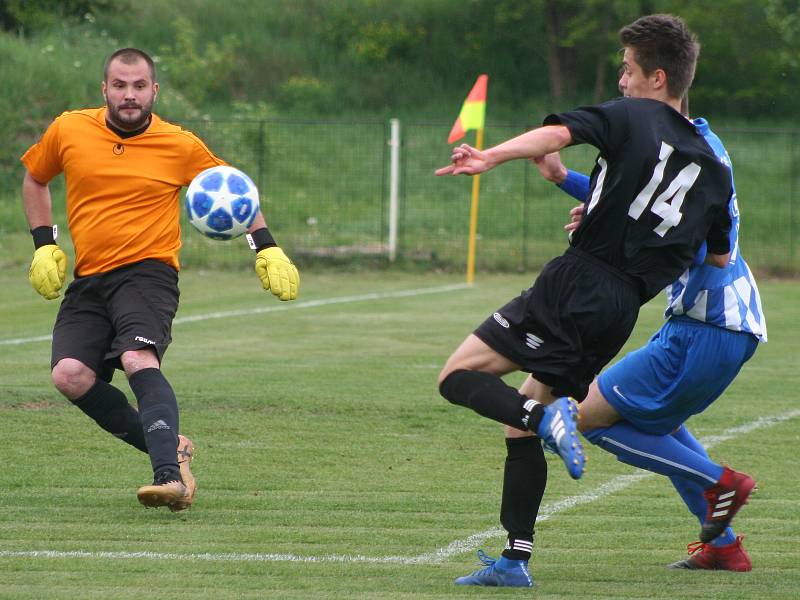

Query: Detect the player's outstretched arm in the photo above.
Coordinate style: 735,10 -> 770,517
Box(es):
248,214 -> 299,302
436,125 -> 572,177
23,171 -> 67,300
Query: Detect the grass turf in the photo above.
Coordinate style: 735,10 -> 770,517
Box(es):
0,269 -> 798,599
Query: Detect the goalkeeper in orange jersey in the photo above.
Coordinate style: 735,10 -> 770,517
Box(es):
21,47 -> 299,511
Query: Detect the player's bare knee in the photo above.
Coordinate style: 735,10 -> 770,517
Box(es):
577,398 -> 620,432
52,358 -> 95,400
121,347 -> 160,377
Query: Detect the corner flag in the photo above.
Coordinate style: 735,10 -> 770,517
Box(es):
447,75 -> 489,285
447,74 -> 488,143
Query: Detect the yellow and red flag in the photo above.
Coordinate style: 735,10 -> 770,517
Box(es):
447,74 -> 488,143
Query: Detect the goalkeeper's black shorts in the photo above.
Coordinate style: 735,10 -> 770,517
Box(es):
51,259 -> 179,381
473,247 -> 640,401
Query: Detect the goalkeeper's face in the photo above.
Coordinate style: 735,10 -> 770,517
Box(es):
102,57 -> 159,131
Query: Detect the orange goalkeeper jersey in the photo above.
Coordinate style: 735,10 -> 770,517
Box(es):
21,107 -> 224,276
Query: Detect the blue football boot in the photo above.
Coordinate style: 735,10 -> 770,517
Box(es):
454,550 -> 533,587
536,397 -> 585,479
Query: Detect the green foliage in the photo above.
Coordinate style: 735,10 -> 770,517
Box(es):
0,0 -> 118,34
157,16 -> 241,107
275,76 -> 333,113
0,29 -> 105,186
765,0 -> 800,69
1,0 -> 797,275
664,0 -> 800,117
1,0 -> 797,122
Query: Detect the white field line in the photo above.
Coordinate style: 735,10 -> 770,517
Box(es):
0,283 -> 470,346
1,409 -> 797,565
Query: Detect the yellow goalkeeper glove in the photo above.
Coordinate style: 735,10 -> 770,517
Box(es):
29,244 -> 67,300
255,246 -> 299,301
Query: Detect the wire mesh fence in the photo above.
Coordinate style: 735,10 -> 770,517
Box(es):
179,118 -> 799,275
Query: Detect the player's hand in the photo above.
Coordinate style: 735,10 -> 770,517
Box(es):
255,246 -> 299,301
29,244 -> 67,300
565,204 -> 585,232
435,144 -> 492,176
530,153 -> 568,184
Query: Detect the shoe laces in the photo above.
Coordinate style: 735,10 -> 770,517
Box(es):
686,541 -> 709,556
153,471 -> 181,485
464,550 -> 498,577
177,447 -> 192,464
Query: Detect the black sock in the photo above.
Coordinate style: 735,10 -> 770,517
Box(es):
439,370 -> 544,431
129,368 -> 179,479
72,380 -> 148,453
500,436 -> 547,561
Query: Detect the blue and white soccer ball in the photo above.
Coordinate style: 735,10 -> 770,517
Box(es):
185,165 -> 260,240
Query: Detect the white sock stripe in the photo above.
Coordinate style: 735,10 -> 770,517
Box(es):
711,509 -> 729,518
522,399 -> 537,412
599,436 -> 719,484
716,500 -> 733,508
512,540 -> 533,551
719,491 -> 735,500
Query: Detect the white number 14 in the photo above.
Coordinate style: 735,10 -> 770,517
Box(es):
628,141 -> 701,237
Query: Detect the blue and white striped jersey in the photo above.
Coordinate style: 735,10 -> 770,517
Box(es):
663,118 -> 767,342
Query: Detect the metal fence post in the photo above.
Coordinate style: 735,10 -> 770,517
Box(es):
389,118 -> 400,262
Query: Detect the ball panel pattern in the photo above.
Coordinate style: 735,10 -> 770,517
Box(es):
185,166 -> 260,240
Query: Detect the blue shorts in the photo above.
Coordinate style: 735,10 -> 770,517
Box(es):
597,316 -> 758,435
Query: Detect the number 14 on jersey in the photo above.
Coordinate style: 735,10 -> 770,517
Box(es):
628,141 -> 702,237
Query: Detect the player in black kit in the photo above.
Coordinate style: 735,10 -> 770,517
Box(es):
434,14 -> 733,587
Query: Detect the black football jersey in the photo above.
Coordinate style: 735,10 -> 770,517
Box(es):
544,97 -> 732,302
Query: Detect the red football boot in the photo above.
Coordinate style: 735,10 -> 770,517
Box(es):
700,467 -> 756,543
668,536 -> 752,572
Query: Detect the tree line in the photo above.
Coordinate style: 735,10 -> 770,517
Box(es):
1,0 -> 797,121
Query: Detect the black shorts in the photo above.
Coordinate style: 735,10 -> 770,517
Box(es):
51,259 -> 180,381
474,247 -> 640,400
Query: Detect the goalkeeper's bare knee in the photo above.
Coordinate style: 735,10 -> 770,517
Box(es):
52,358 -> 96,400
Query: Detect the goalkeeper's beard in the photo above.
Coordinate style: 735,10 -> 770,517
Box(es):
106,99 -> 154,131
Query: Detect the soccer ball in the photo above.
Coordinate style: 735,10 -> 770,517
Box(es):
185,165 -> 260,240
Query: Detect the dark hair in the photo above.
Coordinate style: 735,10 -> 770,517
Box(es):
619,14 -> 699,100
103,48 -> 157,82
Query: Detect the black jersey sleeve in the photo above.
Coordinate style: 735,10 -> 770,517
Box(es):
543,98 -> 630,158
705,202 -> 733,255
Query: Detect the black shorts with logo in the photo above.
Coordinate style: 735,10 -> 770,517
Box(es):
474,247 -> 641,401
51,259 -> 180,381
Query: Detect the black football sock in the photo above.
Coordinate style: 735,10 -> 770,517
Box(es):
129,368 -> 180,479
500,436 -> 548,561
71,380 -> 148,453
439,369 -> 545,431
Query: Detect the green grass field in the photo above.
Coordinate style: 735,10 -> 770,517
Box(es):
1,269 -> 798,599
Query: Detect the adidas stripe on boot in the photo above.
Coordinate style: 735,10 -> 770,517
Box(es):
700,467 -> 756,543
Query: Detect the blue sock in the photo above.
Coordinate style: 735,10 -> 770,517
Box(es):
582,422 -> 724,487
670,426 -> 736,546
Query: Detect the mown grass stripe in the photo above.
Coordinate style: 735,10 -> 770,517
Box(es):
0,283 -> 470,346
2,409 -> 796,565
